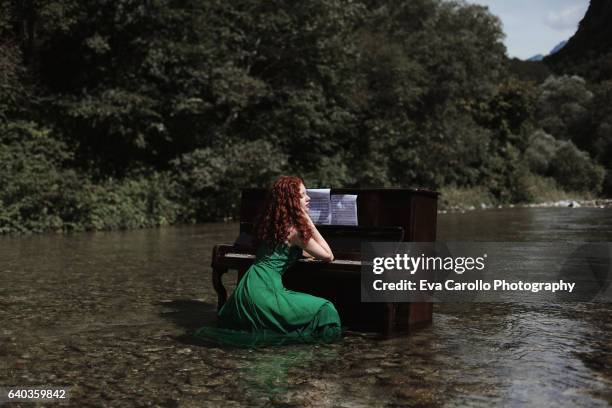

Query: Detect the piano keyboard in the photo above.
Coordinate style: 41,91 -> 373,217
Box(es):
225,253 -> 362,266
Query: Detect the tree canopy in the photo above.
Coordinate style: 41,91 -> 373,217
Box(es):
0,0 -> 608,232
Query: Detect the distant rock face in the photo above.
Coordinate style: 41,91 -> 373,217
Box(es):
549,40 -> 567,55
545,0 -> 612,64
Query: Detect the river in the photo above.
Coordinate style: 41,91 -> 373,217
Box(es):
1,207 -> 611,407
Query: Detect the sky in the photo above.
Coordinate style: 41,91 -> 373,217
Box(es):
463,0 -> 589,60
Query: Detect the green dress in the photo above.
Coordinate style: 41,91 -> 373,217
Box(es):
194,244 -> 343,347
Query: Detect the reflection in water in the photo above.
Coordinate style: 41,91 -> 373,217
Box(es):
0,208 -> 611,406
241,346 -> 341,405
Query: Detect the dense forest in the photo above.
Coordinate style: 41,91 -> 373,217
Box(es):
0,0 -> 610,233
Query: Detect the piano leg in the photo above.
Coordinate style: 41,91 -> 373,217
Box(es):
383,303 -> 397,336
408,302 -> 434,328
395,303 -> 412,332
212,266 -> 228,310
384,302 -> 433,337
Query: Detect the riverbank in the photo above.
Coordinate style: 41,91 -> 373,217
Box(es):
439,197 -> 612,213
1,180 -> 610,235
438,185 -> 611,213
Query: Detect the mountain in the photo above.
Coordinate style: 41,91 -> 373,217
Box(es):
544,0 -> 612,80
527,54 -> 544,62
526,41 -> 567,62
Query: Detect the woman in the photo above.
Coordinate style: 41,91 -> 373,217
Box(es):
194,176 -> 343,347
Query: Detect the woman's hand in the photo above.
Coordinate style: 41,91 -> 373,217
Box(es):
293,206 -> 334,262
301,208 -> 314,226
302,250 -> 315,259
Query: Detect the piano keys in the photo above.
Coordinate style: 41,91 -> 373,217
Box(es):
210,188 -> 439,336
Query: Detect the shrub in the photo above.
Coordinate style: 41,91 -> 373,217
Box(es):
524,130 -> 558,175
0,121 -> 182,233
548,143 -> 605,193
438,185 -> 496,210
80,173 -> 182,231
0,121 -> 78,233
524,130 -> 605,194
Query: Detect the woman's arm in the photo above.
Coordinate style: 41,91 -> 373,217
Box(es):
298,235 -> 334,262
288,220 -> 334,262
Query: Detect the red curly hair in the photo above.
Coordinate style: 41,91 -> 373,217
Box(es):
254,176 -> 313,250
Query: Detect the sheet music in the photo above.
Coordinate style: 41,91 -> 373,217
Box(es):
330,194 -> 358,226
307,189 -> 331,224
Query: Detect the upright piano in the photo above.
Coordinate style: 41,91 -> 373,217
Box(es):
211,188 -> 439,336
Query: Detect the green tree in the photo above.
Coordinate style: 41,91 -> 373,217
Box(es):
350,0 -> 510,189
171,139 -> 287,221
536,75 -> 593,142
583,80 -> 612,194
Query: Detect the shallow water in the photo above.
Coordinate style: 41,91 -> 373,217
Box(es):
0,207 -> 611,407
